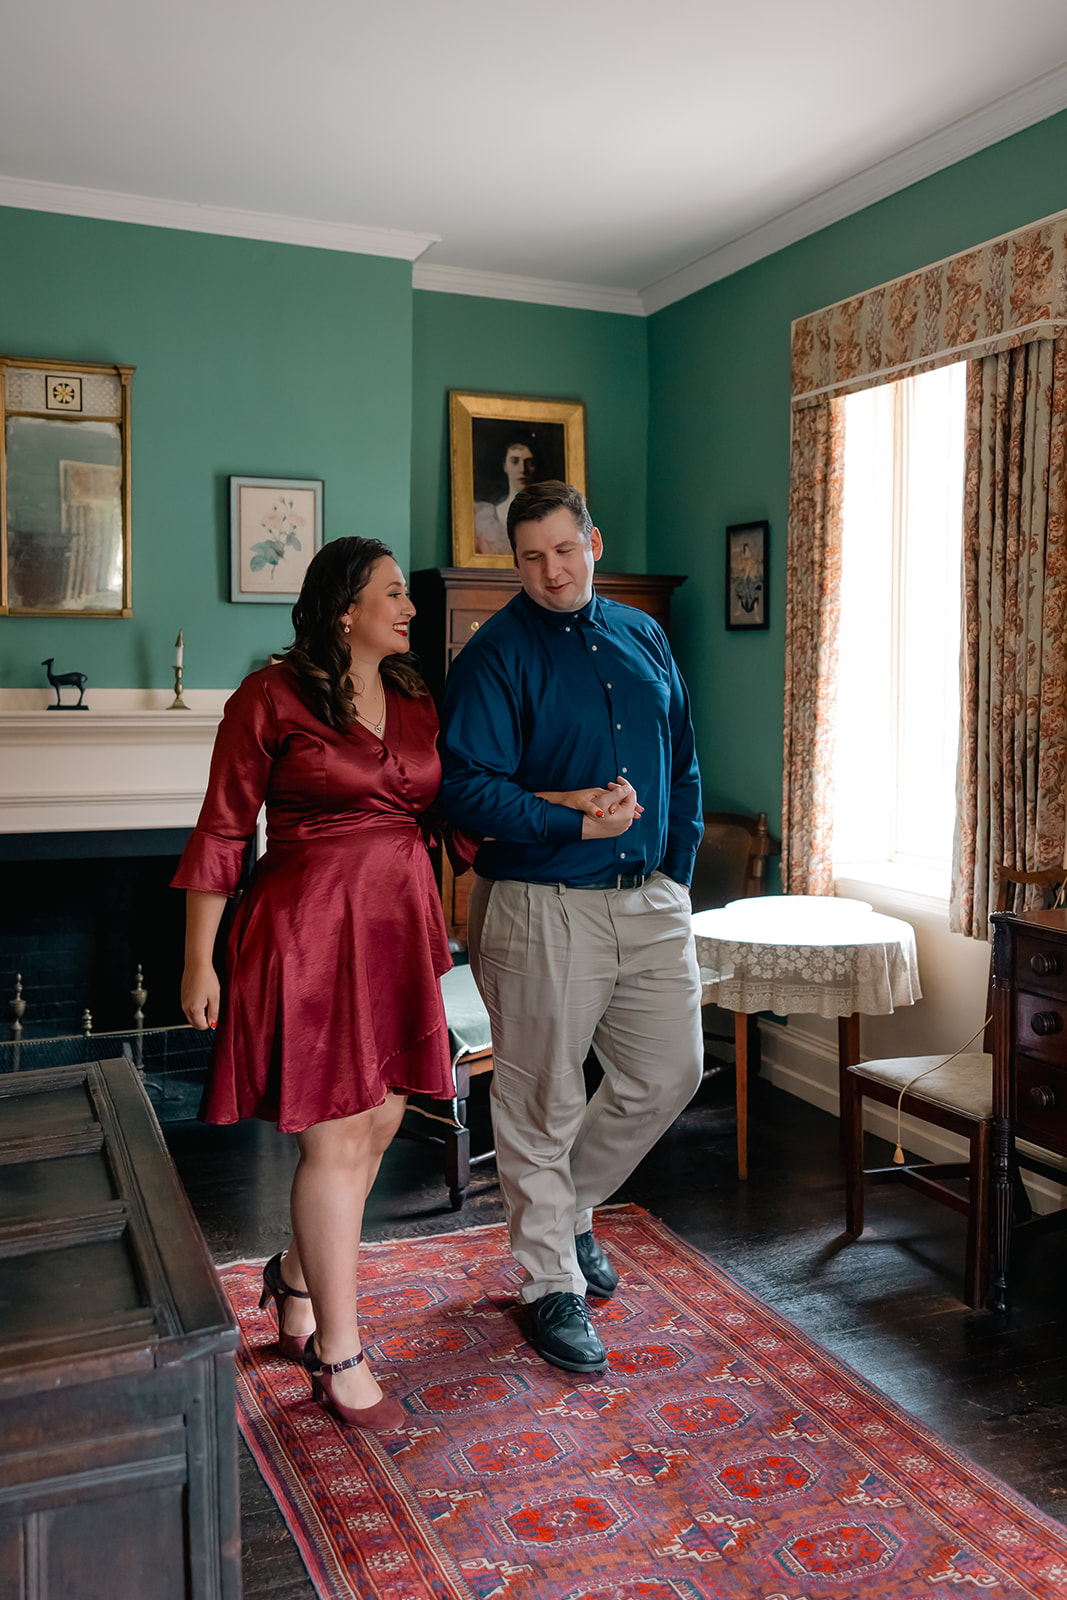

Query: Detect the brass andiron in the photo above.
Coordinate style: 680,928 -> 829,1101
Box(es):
8,974 -> 25,1041
131,964 -> 147,1068
169,629 -> 190,710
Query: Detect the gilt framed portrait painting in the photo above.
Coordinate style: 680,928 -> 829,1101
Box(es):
449,392 -> 586,568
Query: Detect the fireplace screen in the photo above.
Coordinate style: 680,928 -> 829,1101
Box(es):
0,356 -> 133,616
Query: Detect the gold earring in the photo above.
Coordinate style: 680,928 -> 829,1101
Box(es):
343,622 -> 351,634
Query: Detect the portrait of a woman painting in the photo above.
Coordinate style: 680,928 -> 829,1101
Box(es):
448,392 -> 586,568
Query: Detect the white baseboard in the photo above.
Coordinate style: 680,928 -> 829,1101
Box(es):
758,1018 -> 1067,1214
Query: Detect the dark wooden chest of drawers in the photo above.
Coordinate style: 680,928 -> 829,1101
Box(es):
0,1058 -> 240,1599
410,567 -> 685,706
990,906 -> 1067,1307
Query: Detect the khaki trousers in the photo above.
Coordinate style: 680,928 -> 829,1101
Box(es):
467,873 -> 704,1302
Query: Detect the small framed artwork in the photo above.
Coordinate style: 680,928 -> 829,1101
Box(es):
725,520 -> 769,630
229,476 -> 324,603
449,391 -> 586,568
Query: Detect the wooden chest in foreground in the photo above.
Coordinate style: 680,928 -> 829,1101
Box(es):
0,1057 -> 240,1599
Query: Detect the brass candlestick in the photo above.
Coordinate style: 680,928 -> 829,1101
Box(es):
169,629 -> 190,710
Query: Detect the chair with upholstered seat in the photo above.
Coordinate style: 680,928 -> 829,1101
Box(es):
842,866 -> 1067,1308
400,963 -> 495,1211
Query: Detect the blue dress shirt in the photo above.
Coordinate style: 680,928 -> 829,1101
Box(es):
438,587 -> 703,886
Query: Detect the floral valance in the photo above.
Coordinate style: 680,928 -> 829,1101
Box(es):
792,207 -> 1067,408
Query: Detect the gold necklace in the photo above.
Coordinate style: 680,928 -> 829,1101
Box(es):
354,675 -> 386,736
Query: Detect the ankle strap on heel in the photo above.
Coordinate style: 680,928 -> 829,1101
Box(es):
319,1351 -> 365,1375
303,1334 -> 365,1376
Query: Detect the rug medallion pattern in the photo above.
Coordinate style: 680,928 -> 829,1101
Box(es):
224,1206 -> 1067,1600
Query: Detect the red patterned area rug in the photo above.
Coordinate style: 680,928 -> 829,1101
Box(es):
223,1205 -> 1067,1600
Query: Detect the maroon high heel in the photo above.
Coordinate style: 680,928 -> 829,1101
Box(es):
259,1252 -> 314,1362
303,1335 -> 406,1431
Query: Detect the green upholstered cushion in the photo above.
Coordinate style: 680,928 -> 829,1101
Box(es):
853,1053 -> 993,1119
440,964 -> 493,1058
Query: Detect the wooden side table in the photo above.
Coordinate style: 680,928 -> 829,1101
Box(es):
692,896 -> 922,1180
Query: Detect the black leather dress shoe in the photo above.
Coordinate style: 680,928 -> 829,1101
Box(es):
528,1292 -> 608,1373
575,1231 -> 619,1298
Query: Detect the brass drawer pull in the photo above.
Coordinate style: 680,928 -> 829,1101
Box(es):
1031,1011 -> 1062,1036
1030,951 -> 1060,976
470,620 -> 480,632
1029,1084 -> 1059,1109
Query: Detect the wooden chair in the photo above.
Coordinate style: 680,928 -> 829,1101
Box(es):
691,810 -> 780,911
842,866 -> 1067,1308
400,964 -> 495,1210
693,809 -> 781,1072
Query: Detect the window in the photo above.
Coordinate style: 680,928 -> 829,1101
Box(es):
832,362 -> 967,898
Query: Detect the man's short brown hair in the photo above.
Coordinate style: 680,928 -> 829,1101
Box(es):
506,480 -> 594,550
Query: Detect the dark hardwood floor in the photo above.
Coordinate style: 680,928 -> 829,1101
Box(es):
165,1069 -> 1067,1599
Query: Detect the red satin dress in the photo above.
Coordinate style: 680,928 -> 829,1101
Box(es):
172,663 -> 456,1131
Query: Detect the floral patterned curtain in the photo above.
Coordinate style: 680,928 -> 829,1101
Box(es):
781,397 -> 845,895
950,339 -> 1067,936
792,213 -> 1067,407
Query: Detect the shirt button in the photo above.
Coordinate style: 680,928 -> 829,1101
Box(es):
621,766 -> 628,774
616,723 -> 622,730
606,682 -> 612,689
620,852 -> 626,859
591,644 -> 597,651
564,626 -> 571,633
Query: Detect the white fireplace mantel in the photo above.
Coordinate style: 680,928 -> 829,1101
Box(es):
0,689 -> 229,835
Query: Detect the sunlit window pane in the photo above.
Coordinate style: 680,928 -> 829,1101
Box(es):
833,363 -> 966,893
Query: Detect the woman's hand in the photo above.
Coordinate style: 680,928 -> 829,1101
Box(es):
581,778 -> 642,838
182,890 -> 227,1029
182,963 -> 220,1029
537,779 -> 644,824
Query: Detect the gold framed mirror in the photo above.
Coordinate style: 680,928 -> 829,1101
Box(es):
0,355 -> 133,616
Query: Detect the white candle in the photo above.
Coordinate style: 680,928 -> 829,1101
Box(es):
174,630 -> 184,668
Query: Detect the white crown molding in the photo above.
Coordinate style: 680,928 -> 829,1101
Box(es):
640,58 -> 1067,315
0,174 -> 439,262
413,261 -> 646,317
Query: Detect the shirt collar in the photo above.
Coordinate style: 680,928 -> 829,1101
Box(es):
518,587 -> 608,634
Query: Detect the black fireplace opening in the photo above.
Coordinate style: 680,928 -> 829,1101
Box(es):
0,829 -> 192,1039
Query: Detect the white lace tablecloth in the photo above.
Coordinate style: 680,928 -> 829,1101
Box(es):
692,895 -> 921,1018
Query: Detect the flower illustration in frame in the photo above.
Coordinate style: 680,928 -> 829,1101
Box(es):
230,476 -> 324,603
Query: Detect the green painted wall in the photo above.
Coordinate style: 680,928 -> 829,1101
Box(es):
0,207 -> 413,689
411,291 -> 648,572
648,108 -> 1067,820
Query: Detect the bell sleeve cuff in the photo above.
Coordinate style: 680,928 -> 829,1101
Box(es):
171,830 -> 251,897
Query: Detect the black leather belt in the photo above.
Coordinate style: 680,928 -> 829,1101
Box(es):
566,871 -> 648,891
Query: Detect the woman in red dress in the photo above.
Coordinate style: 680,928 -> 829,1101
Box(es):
176,537 -> 462,1430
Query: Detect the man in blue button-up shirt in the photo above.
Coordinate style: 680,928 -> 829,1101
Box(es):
440,482 -> 704,1376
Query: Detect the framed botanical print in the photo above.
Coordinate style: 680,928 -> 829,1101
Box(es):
449,391 -> 586,568
229,476 -> 324,603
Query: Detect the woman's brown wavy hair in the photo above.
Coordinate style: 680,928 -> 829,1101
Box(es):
280,537 -> 425,729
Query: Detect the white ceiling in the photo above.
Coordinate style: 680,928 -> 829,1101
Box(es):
3,0 -> 1067,313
